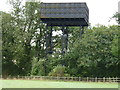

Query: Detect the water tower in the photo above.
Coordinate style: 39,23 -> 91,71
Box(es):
40,2 -> 89,54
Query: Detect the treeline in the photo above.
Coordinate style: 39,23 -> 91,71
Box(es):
1,0 -> 120,78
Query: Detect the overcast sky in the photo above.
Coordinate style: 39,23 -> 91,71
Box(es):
0,0 -> 119,26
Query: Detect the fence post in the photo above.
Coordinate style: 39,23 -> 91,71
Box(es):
72,77 -> 73,81
109,77 -> 111,82
112,77 -> 115,82
87,77 -> 89,82
116,77 -> 118,82
103,77 -> 105,82
95,77 -> 97,82
79,77 -> 81,81
57,77 -> 59,80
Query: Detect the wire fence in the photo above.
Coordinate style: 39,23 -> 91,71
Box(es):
2,76 -> 120,82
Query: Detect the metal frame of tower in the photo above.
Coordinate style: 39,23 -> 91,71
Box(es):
40,2 -> 89,55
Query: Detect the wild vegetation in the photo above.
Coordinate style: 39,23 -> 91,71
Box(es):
1,0 -> 120,78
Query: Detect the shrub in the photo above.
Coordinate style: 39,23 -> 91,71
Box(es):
49,65 -> 66,77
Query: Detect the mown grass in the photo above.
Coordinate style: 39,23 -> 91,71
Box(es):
0,79 -> 118,88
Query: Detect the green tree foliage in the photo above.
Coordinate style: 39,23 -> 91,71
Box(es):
2,0 -> 47,76
62,25 -> 119,77
48,65 -> 66,77
31,57 -> 45,76
1,11 -> 20,77
112,12 -> 120,24
10,1 -> 42,75
1,0 -> 119,77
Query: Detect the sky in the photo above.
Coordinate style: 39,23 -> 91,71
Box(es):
0,0 -> 119,26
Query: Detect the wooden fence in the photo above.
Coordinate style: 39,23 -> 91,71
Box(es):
2,76 -> 120,82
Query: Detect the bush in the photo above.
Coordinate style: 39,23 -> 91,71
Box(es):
48,65 -> 66,77
31,57 -> 45,76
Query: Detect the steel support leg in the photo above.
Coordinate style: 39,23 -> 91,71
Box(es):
61,26 -> 68,54
45,25 -> 53,55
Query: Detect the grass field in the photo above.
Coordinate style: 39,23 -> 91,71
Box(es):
0,79 -> 118,88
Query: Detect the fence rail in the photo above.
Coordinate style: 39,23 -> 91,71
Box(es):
2,76 -> 120,82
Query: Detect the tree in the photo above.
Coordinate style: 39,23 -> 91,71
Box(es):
62,25 -> 119,77
2,0 -> 47,76
112,12 -> 120,24
8,0 -> 42,75
2,0 -> 119,77
1,11 -> 20,77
